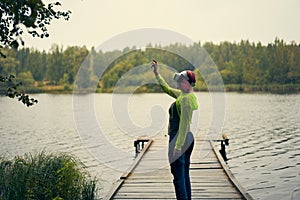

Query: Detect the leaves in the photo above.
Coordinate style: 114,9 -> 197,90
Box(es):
0,1 -> 71,106
1,74 -> 38,107
0,0 -> 71,50
0,51 -> 7,58
10,40 -> 19,49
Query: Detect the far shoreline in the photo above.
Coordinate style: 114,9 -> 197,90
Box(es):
1,83 -> 300,95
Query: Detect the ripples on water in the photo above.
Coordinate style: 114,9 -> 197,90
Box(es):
224,94 -> 300,200
0,93 -> 299,199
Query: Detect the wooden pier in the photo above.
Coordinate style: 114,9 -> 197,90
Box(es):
105,136 -> 253,200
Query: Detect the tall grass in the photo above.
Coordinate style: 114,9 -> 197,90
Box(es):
225,84 -> 300,93
0,151 -> 98,200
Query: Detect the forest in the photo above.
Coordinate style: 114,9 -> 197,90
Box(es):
1,38 -> 300,94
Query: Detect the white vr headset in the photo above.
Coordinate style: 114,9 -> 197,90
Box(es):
173,71 -> 189,82
173,71 -> 195,86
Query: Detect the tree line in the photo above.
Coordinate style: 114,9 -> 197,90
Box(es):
1,38 -> 300,93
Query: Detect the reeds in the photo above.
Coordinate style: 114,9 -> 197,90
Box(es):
0,151 -> 98,200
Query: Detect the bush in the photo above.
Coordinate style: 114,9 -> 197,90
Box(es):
16,71 -> 35,86
0,152 -> 98,200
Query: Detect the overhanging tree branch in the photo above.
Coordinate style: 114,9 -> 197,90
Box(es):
0,0 -> 71,107
0,74 -> 38,106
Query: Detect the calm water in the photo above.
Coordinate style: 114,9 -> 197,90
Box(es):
0,93 -> 299,200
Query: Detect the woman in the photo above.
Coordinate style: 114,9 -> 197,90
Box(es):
151,60 -> 198,200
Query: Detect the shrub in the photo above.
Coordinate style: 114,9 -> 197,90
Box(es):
0,151 -> 98,200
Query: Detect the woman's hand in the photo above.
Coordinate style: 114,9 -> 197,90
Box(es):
173,148 -> 181,158
151,60 -> 158,76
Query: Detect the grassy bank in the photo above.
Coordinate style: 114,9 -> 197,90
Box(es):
224,84 -> 300,93
0,85 -> 73,95
0,151 -> 98,200
1,83 -> 300,94
96,83 -> 300,94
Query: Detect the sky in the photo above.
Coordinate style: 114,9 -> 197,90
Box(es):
23,0 -> 300,51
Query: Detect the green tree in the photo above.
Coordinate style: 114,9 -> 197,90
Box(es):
16,71 -> 35,86
287,42 -> 300,83
46,44 -> 64,84
15,48 -> 30,74
220,61 -> 239,84
75,48 -> 98,90
0,0 -> 70,54
269,38 -> 289,84
27,49 -> 46,81
0,0 -> 71,106
2,39 -> 300,94
0,48 -> 18,76
59,46 -> 89,87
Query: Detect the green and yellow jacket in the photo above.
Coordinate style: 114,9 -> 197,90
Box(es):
156,74 -> 198,151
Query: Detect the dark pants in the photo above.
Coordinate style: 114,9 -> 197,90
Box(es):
169,132 -> 194,200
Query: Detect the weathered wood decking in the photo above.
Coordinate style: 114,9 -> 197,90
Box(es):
105,137 -> 253,200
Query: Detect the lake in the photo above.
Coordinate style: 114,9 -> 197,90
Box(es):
0,93 -> 299,200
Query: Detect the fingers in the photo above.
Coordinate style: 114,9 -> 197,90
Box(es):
151,60 -> 158,75
151,61 -> 157,67
151,59 -> 157,66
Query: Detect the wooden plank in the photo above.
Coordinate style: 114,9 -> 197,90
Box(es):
114,193 -> 242,199
121,139 -> 153,179
105,139 -> 153,200
117,186 -> 241,193
210,140 -> 253,200
104,179 -> 124,200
